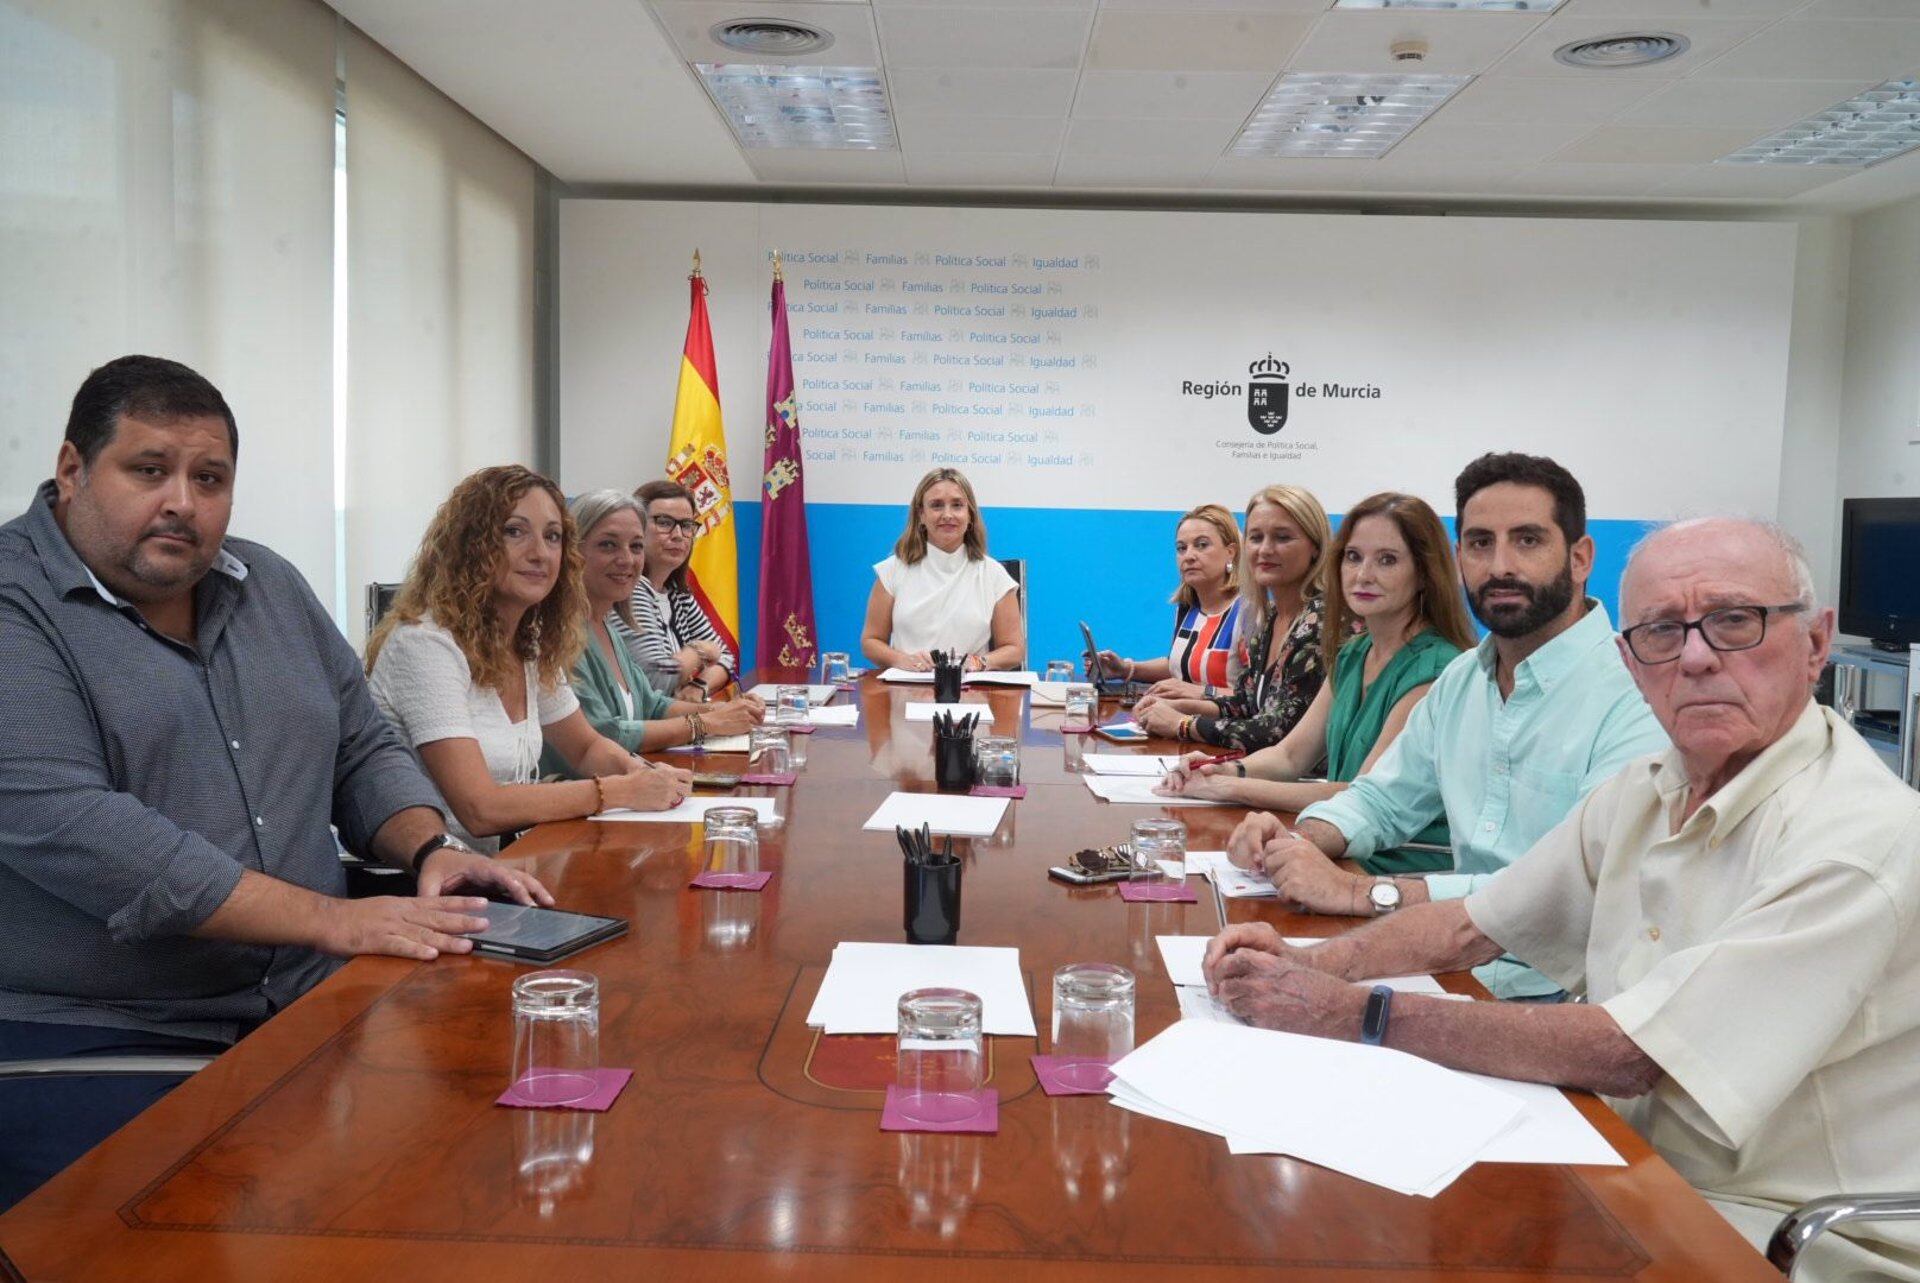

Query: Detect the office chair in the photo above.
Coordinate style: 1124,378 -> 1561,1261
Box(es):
365,582 -> 402,638
996,558 -> 1027,638
1769,1194 -> 1920,1277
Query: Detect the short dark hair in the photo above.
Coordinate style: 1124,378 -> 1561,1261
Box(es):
64,355 -> 238,466
1453,451 -> 1586,545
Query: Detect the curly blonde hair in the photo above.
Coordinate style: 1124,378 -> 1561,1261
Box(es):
365,464 -> 585,695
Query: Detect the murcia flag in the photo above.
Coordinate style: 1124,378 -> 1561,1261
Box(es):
756,253 -> 818,672
665,251 -> 740,656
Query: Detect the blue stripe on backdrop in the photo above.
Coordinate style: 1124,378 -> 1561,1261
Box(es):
733,501 -> 1655,673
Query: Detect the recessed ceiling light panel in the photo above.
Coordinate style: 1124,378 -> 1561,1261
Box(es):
695,63 -> 896,151
1553,33 -> 1689,70
710,19 -> 835,59
1720,76 -> 1920,168
1230,73 -> 1471,160
1336,0 -> 1564,10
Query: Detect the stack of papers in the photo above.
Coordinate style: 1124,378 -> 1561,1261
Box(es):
862,791 -> 1011,837
1106,1021 -> 1527,1197
1154,935 -> 1448,995
1084,754 -> 1184,776
590,795 -> 779,824
878,668 -> 1039,687
1082,775 -> 1231,807
801,703 -> 860,727
1186,850 -> 1277,898
747,682 -> 838,705
806,942 -> 1037,1035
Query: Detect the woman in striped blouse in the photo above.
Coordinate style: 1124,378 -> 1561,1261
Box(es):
614,478 -> 739,700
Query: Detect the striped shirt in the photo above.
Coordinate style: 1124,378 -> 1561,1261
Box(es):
1167,599 -> 1243,693
613,576 -> 737,696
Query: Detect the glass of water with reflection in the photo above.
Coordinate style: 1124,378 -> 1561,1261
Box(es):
774,684 -> 811,727
896,988 -> 986,1125
702,805 -> 761,877
820,651 -> 853,684
748,725 -> 791,775
1044,660 -> 1075,683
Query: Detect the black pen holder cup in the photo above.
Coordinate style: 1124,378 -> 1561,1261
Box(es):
904,859 -> 963,945
933,731 -> 976,791
932,664 -> 964,704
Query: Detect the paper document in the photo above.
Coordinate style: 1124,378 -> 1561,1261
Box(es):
1153,936 -> 1448,994
1187,850 -> 1277,898
803,703 -> 860,726
590,795 -> 779,825
862,792 -> 1010,837
903,701 -> 996,722
747,683 -> 837,705
879,668 -> 1039,687
1083,775 -> 1231,807
1029,681 -> 1070,707
806,941 -> 1036,1036
1107,1021 -> 1525,1198
1083,754 -> 1185,776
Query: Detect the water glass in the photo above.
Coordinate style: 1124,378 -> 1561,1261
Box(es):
1129,817 -> 1186,880
510,970 -> 600,1106
896,988 -> 986,1124
702,805 -> 761,875
1063,683 -> 1097,732
1051,963 -> 1136,1090
748,725 -> 791,775
1044,660 -> 1076,683
973,735 -> 1020,788
821,651 -> 853,684
774,684 -> 812,726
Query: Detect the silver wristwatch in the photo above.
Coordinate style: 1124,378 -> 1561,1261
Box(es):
1367,878 -> 1402,915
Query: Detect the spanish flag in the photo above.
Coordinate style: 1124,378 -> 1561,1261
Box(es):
664,251 -> 740,656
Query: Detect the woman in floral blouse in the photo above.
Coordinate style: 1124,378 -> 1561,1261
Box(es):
1128,485 -> 1332,752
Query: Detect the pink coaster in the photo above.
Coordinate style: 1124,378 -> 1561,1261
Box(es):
785,724 -> 818,735
1119,881 -> 1198,903
879,1085 -> 999,1134
969,784 -> 1026,799
690,870 -> 773,891
740,772 -> 797,786
835,681 -> 861,693
497,1067 -> 632,1112
1031,1055 -> 1115,1096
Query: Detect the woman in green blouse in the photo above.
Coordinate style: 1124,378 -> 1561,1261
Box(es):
540,491 -> 762,777
1160,491 -> 1475,872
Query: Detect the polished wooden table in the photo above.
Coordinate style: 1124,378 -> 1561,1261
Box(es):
0,674 -> 1777,1281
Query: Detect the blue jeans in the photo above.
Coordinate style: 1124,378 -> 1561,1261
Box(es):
0,1019 -> 229,1212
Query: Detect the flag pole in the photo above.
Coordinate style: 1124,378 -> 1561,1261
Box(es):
772,249 -> 784,284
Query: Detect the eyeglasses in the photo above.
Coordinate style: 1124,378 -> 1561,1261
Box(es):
648,514 -> 700,537
1620,602 -> 1807,665
1068,844 -> 1131,877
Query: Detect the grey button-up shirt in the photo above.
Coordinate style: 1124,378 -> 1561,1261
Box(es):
0,481 -> 445,1042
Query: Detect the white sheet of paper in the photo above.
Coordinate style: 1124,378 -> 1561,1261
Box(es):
1083,754 -> 1185,776
1187,850 -> 1277,898
747,683 -> 836,705
590,794 -> 779,824
804,703 -> 860,726
878,668 -> 1039,687
1029,681 -> 1070,706
1083,775 -> 1231,807
663,733 -> 751,754
1154,935 -> 1448,994
805,941 -> 1037,1036
903,701 -> 995,722
862,792 -> 1011,837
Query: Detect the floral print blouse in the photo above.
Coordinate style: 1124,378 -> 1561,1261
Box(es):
1192,593 -> 1328,753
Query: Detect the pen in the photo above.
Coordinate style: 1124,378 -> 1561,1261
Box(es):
1187,749 -> 1247,771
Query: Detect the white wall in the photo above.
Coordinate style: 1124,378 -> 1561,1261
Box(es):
1775,215 -> 1851,599
1839,193 -> 1920,504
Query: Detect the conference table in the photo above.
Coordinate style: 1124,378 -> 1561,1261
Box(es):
0,673 -> 1778,1281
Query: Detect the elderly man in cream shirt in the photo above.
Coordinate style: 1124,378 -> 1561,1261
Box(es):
1202,517 -> 1920,1281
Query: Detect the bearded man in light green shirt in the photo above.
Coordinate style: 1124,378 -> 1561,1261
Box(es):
1227,452 -> 1668,998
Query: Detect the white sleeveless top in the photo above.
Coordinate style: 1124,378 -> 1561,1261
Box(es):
874,544 -> 1017,656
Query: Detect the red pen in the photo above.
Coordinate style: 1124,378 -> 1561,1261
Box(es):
1187,749 -> 1247,770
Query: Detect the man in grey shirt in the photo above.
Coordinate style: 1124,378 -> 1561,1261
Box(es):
0,355 -> 553,1210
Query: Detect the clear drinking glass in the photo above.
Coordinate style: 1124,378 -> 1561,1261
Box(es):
748,725 -> 791,775
510,970 -> 600,1106
973,735 -> 1020,788
702,805 -> 761,875
821,651 -> 853,684
1044,660 -> 1075,683
1063,683 -> 1097,732
1051,963 -> 1136,1090
896,988 -> 986,1125
1129,817 -> 1187,880
774,684 -> 812,726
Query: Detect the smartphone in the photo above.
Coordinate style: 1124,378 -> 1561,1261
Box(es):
691,771 -> 742,788
1092,723 -> 1150,744
1048,864 -> 1133,885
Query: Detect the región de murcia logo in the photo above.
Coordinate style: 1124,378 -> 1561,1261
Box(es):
1247,354 -> 1289,436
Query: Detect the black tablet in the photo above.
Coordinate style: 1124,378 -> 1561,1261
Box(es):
468,901 -> 629,964
1079,620 -> 1107,687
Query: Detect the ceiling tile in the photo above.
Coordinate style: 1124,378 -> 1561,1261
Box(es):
1063,116 -> 1243,156
1788,0 -> 1920,16
1550,125 -> 1763,162
1085,11 -> 1316,73
1646,164 -> 1859,199
1099,0 -> 1328,10
876,6 -> 1093,69
1441,75 -> 1669,125
1053,153 -> 1217,185
904,153 -> 1060,185
876,0 -> 1091,7
1492,16 -> 1772,77
894,111 -> 1066,154
745,150 -> 909,184
886,68 -> 1079,115
1496,161 -> 1692,195
1204,155 -> 1519,194
651,2 -> 883,65
1555,0 -> 1807,16
1285,12 -> 1547,77
1617,78 -> 1877,132
1692,20 -> 1920,80
1072,70 -> 1275,120
1390,118 -> 1601,164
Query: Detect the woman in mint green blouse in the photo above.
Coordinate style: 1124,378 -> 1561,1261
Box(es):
1159,491 -> 1476,872
541,491 -> 764,777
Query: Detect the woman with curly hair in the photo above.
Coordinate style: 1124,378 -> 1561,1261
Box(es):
366,465 -> 690,851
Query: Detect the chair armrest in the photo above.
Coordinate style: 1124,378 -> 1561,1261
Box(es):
0,1055 -> 215,1080
1768,1193 -> 1920,1276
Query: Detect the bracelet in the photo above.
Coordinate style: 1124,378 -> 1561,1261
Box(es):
687,712 -> 705,744
590,776 -> 606,815
1124,659 -> 1136,681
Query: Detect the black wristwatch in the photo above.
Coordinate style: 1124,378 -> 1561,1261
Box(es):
1360,984 -> 1394,1046
410,832 -> 473,876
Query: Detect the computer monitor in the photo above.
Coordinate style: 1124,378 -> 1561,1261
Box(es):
1839,498 -> 1920,649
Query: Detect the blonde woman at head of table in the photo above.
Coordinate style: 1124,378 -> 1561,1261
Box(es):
365,466 -> 692,852
1157,491 -> 1476,824
860,466 -> 1025,673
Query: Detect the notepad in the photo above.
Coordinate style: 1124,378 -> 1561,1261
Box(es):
1186,850 -> 1277,898
878,668 -> 1039,687
1082,775 -> 1231,807
664,733 -> 750,754
862,792 -> 1010,837
804,703 -> 860,727
806,942 -> 1037,1036
1083,754 -> 1185,776
590,795 -> 779,825
747,683 -> 837,705
1153,935 -> 1448,994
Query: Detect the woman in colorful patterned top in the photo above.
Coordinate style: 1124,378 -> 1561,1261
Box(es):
1118,487 -> 1333,751
1091,503 -> 1241,694
1159,491 -> 1477,872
